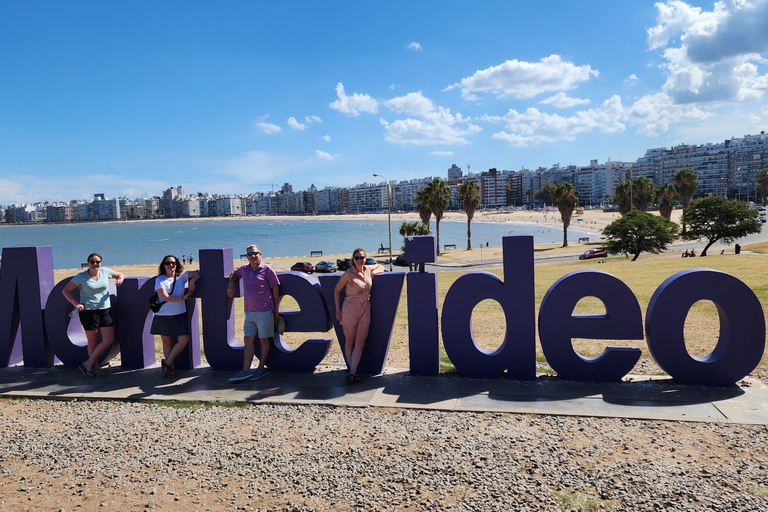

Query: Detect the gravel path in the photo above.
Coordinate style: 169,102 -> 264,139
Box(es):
1,398 -> 767,511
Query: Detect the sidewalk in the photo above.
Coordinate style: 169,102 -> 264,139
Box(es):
1,365 -> 766,425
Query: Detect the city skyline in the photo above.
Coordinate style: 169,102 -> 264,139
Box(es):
3,1 -> 768,204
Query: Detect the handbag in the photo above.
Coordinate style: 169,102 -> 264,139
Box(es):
149,274 -> 178,313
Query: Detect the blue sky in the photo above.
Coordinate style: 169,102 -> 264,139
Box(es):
2,0 -> 768,204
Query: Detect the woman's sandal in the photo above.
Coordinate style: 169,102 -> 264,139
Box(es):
353,373 -> 362,383
347,373 -> 355,385
161,359 -> 170,378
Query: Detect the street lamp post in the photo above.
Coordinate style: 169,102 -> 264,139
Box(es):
372,174 -> 393,271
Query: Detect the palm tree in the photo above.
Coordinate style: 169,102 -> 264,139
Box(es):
656,182 -> 678,220
757,168 -> 768,205
458,180 -> 480,250
414,188 -> 432,228
424,177 -> 451,252
632,176 -> 656,212
614,182 -> 632,215
672,168 -> 698,208
553,182 -> 579,247
525,188 -> 534,206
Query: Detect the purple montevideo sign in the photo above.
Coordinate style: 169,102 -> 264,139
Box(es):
265,271 -> 332,372
646,269 -> 765,386
0,240 -> 765,387
538,270 -> 643,381
441,236 -> 536,380
319,272 -> 405,375
0,246 -> 55,367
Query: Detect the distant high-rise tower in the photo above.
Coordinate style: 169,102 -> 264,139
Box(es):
447,164 -> 462,181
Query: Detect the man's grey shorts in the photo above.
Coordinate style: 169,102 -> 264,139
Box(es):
243,311 -> 275,338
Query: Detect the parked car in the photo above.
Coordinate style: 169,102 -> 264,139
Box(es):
290,262 -> 314,273
336,258 -> 351,271
365,257 -> 377,266
394,253 -> 408,266
314,260 -> 337,273
579,248 -> 608,260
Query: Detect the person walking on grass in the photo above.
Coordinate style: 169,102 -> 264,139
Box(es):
228,244 -> 280,382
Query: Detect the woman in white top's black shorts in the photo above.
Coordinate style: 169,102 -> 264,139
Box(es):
150,255 -> 199,377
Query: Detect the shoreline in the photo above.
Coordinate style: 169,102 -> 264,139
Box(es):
1,208 -> 656,235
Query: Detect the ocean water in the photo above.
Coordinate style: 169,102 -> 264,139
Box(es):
0,217 -> 594,270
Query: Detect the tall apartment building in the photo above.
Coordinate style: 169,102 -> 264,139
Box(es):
348,183 -> 387,212
447,164 -> 462,181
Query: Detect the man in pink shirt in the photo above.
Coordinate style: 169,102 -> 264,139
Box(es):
227,244 -> 281,382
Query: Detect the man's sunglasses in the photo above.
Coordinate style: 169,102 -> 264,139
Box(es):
247,251 -> 261,256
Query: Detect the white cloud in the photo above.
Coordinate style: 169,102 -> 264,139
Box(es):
625,74 -> 639,85
626,92 -> 713,136
428,151 -> 455,156
329,82 -> 379,116
491,95 -> 626,147
255,121 -> 281,134
408,41 -> 423,51
315,150 -> 337,161
538,92 -> 590,108
305,115 -> 323,124
647,0 -> 768,104
445,55 -> 598,100
321,134 -> 331,142
287,116 -> 307,131
384,91 -> 435,116
380,107 -> 481,146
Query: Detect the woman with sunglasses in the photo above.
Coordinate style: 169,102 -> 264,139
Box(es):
333,248 -> 385,384
62,253 -> 125,378
151,255 -> 200,377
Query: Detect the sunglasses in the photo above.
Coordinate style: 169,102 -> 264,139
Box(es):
164,261 -> 177,266
353,256 -> 365,260
89,260 -> 102,265
247,251 -> 261,256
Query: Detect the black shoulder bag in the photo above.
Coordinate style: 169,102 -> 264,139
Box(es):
149,273 -> 178,313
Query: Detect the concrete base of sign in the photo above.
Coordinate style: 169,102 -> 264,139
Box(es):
0,366 -> 766,425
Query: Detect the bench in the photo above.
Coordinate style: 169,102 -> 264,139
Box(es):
310,250 -> 323,257
444,244 -> 456,250
578,237 -> 589,243
377,247 -> 389,253
240,254 -> 249,259
81,262 -> 89,269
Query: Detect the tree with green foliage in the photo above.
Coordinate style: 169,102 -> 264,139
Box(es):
458,180 -> 480,250
416,178 -> 451,252
414,188 -> 432,227
672,168 -> 698,208
613,182 -> 632,215
552,182 -> 579,247
534,182 -> 557,206
631,176 -> 656,212
681,196 -> 761,256
656,182 -> 679,219
757,168 -> 768,205
398,221 -> 429,237
525,188 -> 534,205
602,210 -> 679,261
398,221 -> 429,252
